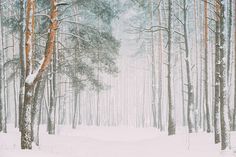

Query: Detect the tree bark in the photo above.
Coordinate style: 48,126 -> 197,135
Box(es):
233,0 -> 236,131
21,83 -> 34,149
149,0 -> 157,128
31,78 -> 46,143
19,0 -> 26,132
21,0 -> 58,149
21,0 -> 35,149
0,0 -> 7,133
204,0 -> 211,133
157,0 -> 163,130
183,0 -> 194,133
193,0 -> 199,132
72,88 -> 81,129
219,0 -> 231,150
48,48 -> 57,134
0,0 -> 3,132
167,0 -> 175,135
214,1 -> 221,144
227,0 -> 232,79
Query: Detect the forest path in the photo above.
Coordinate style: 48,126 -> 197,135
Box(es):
0,125 -> 236,157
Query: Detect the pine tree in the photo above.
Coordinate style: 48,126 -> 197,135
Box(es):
167,0 -> 175,135
214,0 -> 221,144
219,0 -> 231,150
21,0 -> 58,149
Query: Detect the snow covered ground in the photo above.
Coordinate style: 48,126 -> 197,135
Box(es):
0,125 -> 236,157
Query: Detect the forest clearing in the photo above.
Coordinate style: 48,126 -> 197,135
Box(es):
0,0 -> 236,156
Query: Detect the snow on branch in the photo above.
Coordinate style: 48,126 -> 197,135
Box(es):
25,57 -> 45,85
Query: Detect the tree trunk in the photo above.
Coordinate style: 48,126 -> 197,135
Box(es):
31,78 -> 46,143
180,50 -> 186,126
157,0 -> 163,130
219,0 -> 231,150
21,0 -> 58,149
149,0 -> 157,128
167,0 -> 175,135
183,0 -> 194,133
21,84 -> 34,149
19,0 -> 26,132
227,0 -> 232,79
21,0 -> 35,149
35,95 -> 43,146
0,0 -> 3,132
204,0 -> 211,133
233,0 -> 236,131
12,35 -> 18,128
48,54 -> 56,134
214,1 -> 221,144
0,0 -> 7,133
193,0 -> 199,132
72,88 -> 81,129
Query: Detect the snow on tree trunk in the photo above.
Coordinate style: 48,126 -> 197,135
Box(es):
219,0 -> 231,150
21,0 -> 35,149
21,84 -> 34,149
31,78 -> 45,143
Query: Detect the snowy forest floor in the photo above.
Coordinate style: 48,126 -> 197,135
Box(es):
0,125 -> 236,157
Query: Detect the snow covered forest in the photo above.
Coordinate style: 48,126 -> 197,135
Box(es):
0,0 -> 236,156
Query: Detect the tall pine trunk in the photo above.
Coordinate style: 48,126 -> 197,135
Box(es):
227,0 -> 232,79
21,0 -> 35,149
219,0 -> 231,150
183,0 -> 194,133
157,0 -> 163,130
233,0 -> 236,131
31,78 -> 46,143
204,0 -> 211,133
48,47 -> 57,134
19,0 -> 26,132
21,0 -> 58,149
149,0 -> 157,128
0,0 -> 3,132
0,0 -> 7,133
167,0 -> 175,135
214,1 -> 221,144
